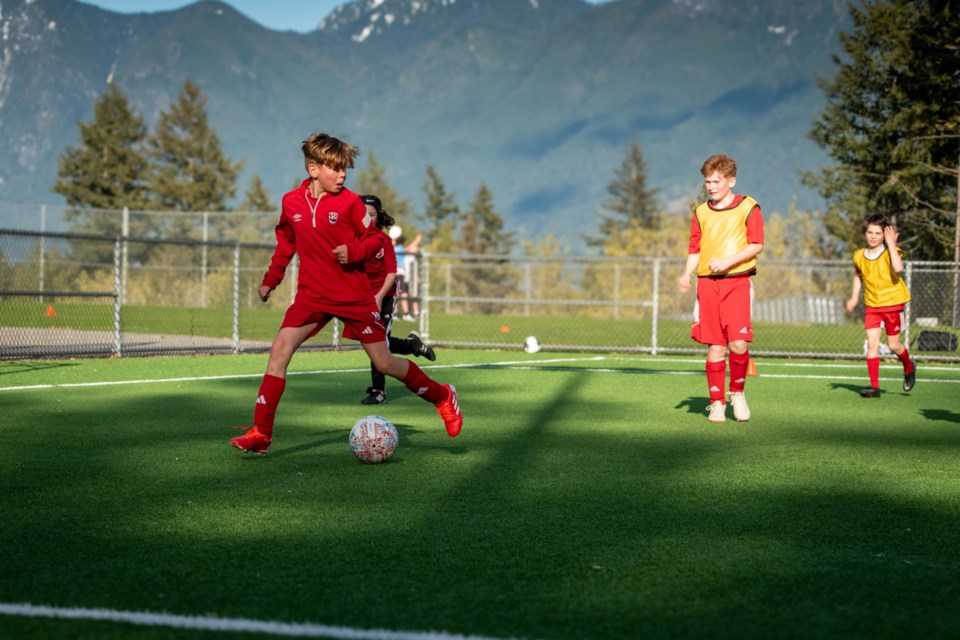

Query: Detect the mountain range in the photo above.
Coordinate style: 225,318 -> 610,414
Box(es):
0,0 -> 850,247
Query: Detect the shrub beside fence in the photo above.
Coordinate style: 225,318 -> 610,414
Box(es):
1,228 -> 958,362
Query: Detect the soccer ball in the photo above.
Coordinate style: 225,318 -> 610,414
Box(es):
349,415 -> 399,464
523,335 -> 541,354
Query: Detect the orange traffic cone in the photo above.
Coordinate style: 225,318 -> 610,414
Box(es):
45,305 -> 57,318
746,358 -> 758,376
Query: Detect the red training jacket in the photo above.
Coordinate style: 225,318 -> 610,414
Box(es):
261,179 -> 382,307
364,232 -> 398,297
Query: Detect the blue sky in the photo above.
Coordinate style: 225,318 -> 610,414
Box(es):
80,1 -> 612,33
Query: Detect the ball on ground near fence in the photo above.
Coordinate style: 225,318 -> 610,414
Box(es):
524,336 -> 541,354
349,415 -> 399,463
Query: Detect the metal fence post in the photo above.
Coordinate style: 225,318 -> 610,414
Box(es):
904,261 -> 913,348
121,207 -> 129,305
113,236 -> 123,358
444,262 -> 452,315
39,204 -> 46,304
202,211 -> 209,309
232,243 -> 240,354
614,263 -> 621,320
524,262 -> 532,316
651,258 -> 660,355
421,252 -> 431,339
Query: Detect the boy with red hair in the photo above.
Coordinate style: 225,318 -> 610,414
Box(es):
678,154 -> 764,423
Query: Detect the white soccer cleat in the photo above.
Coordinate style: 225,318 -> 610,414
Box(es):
707,400 -> 727,423
728,391 -> 750,422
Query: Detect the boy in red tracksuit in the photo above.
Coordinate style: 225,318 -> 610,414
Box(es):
231,133 -> 462,455
678,154 -> 764,424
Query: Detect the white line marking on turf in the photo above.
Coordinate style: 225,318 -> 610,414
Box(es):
2,355 -> 957,392
0,603 -> 517,640
0,356 -> 605,392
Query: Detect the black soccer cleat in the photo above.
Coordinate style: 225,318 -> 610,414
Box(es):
361,387 -> 386,405
903,361 -> 916,392
408,331 -> 436,362
859,386 -> 881,398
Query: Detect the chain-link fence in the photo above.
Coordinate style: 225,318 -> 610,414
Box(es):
2,227 -> 959,361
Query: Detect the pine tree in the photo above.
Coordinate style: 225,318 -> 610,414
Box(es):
237,174 -> 274,212
587,140 -> 661,250
422,165 -> 459,251
148,79 -> 242,234
353,151 -> 414,226
806,0 -> 960,261
234,173 -> 276,242
53,82 -> 151,232
459,183 -> 514,256
455,183 -> 517,311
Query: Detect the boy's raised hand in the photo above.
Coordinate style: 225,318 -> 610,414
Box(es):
883,225 -> 899,247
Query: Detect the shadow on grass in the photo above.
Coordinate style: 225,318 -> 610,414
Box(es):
921,408 -> 960,424
675,396 -> 711,416
0,360 -> 79,377
831,381 -> 871,395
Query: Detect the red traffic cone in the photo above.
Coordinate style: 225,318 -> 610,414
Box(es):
45,305 -> 57,318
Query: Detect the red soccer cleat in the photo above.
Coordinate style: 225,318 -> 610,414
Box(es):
231,426 -> 272,455
436,384 -> 463,437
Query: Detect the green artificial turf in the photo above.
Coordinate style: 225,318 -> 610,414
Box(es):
1,351 -> 959,639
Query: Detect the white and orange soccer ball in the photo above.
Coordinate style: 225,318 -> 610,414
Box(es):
349,415 -> 399,464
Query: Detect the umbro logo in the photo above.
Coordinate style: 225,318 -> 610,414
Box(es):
415,387 -> 428,396
709,385 -> 722,393
256,395 -> 267,405
292,214 -> 302,223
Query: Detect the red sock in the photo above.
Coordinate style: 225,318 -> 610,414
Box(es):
728,351 -> 749,393
401,361 -> 447,404
897,347 -> 913,373
253,374 -> 286,436
866,357 -> 880,389
706,359 -> 726,403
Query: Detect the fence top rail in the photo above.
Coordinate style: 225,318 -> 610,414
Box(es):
0,290 -> 115,297
0,228 -> 274,251
2,229 -> 959,270
423,252 -> 960,268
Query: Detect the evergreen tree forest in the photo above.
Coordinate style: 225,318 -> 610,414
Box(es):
806,0 -> 959,262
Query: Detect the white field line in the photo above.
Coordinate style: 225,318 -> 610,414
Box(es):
0,602 -> 516,640
0,357 -> 606,392
2,355 -> 958,393
605,355 -> 960,372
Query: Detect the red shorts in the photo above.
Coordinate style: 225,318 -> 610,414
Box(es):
280,298 -> 386,344
692,276 -> 754,346
864,305 -> 905,336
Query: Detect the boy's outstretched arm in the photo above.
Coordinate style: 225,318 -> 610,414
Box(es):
845,273 -> 862,312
